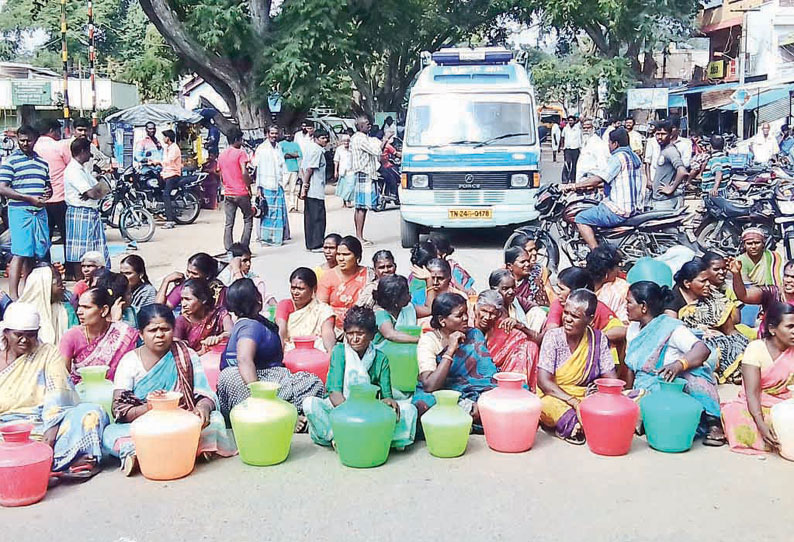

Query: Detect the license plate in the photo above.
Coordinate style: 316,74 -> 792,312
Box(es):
448,208 -> 493,219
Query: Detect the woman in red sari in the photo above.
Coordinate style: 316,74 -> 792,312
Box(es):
473,289 -> 539,391
173,279 -> 233,354
317,236 -> 372,332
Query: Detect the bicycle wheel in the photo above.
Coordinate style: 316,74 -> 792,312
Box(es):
119,206 -> 156,243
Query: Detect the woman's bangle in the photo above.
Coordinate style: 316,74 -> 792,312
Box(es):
678,358 -> 689,371
441,354 -> 454,363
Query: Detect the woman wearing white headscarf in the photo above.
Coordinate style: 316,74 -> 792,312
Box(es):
18,265 -> 78,344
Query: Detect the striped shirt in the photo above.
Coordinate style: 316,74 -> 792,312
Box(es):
602,147 -> 644,218
701,151 -> 730,192
350,132 -> 382,178
0,149 -> 50,210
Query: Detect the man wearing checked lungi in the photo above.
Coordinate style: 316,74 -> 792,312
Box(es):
63,137 -> 110,279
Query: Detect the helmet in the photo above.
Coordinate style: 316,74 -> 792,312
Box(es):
534,185 -> 556,215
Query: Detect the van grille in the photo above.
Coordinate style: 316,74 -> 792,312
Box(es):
431,172 -> 509,190
433,190 -> 505,205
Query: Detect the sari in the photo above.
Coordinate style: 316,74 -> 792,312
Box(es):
0,343 -> 108,471
318,266 -> 371,330
538,327 -> 609,439
625,315 -> 720,420
515,264 -> 550,312
449,259 -> 475,292
284,298 -> 335,350
597,278 -> 629,323
678,293 -> 748,384
739,249 -> 783,288
303,342 -> 417,448
411,328 -> 497,417
722,342 -> 794,454
102,340 -> 237,461
175,306 -> 229,353
64,322 -> 139,384
18,266 -> 78,345
485,319 -> 539,391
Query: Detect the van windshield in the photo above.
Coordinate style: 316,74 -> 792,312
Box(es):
405,93 -> 536,147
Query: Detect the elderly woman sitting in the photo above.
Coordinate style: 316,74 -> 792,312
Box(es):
473,290 -> 540,391
18,264 -> 78,345
538,289 -> 617,445
103,304 -> 236,475
0,302 -> 107,481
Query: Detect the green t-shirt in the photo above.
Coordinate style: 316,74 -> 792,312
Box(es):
326,343 -> 393,399
373,309 -> 397,346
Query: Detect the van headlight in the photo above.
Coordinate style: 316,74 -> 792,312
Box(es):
510,173 -> 529,187
411,174 -> 429,188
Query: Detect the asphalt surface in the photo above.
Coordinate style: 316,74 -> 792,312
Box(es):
6,152 -> 794,541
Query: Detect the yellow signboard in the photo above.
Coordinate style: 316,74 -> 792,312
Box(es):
707,60 -> 725,79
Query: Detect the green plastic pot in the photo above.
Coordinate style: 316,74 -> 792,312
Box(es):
230,382 -> 297,466
421,390 -> 472,458
380,325 -> 421,393
75,365 -> 115,422
330,383 -> 396,468
641,378 -> 703,453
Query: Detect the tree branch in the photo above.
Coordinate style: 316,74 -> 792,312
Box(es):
250,0 -> 272,37
582,23 -> 610,56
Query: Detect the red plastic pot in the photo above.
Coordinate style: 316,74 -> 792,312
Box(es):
200,344 -> 225,392
283,336 -> 330,384
477,372 -> 542,453
0,423 -> 53,507
579,378 -> 639,456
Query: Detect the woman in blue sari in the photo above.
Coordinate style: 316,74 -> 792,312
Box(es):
624,281 -> 725,446
102,304 -> 236,476
412,293 -> 497,426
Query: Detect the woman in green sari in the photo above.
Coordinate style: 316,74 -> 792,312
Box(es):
102,304 -> 236,476
738,227 -> 783,288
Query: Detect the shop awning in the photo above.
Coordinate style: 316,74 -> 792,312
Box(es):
719,83 -> 794,111
667,82 -> 738,108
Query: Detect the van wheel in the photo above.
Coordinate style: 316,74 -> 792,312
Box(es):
401,218 -> 419,248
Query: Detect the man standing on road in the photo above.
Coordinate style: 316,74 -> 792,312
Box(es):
72,117 -> 112,173
550,121 -> 561,162
624,118 -> 644,158
644,123 -> 660,185
300,129 -> 330,251
559,115 -> 581,183
669,115 -> 692,169
35,119 -> 70,254
0,125 -> 52,299
576,118 -> 610,183
279,131 -> 303,213
750,122 -> 779,164
294,120 -> 315,159
64,137 -> 110,269
651,119 -> 688,211
134,121 -> 163,175
566,128 -> 644,249
350,116 -> 390,244
218,128 -> 253,252
254,125 -> 289,246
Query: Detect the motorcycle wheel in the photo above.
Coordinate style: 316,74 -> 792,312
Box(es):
374,195 -> 387,212
696,220 -> 741,255
119,206 -> 156,243
173,191 -> 201,225
503,227 -> 560,274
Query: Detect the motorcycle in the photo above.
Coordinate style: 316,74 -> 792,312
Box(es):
97,168 -> 156,243
126,165 -> 204,225
508,184 -> 692,274
374,138 -> 401,212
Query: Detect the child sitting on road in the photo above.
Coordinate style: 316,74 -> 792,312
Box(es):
373,275 -> 419,346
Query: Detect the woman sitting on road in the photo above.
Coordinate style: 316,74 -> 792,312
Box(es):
473,289 -> 539,391
507,233 -> 553,307
120,255 -> 157,313
303,306 -> 416,449
357,249 -> 397,309
156,252 -> 225,311
103,304 -> 236,476
216,243 -> 275,308
489,268 -> 547,335
538,289 -> 618,445
94,270 -> 138,329
408,240 -> 439,306
217,279 -> 325,425
373,274 -> 419,346
60,287 -> 139,384
174,279 -> 233,355
586,244 -> 629,323
317,236 -> 373,333
314,233 -> 342,282
737,227 -> 783,288
731,257 -> 794,335
429,232 -> 476,295
0,302 -> 108,482
276,267 -> 336,353
415,258 -> 468,325
411,293 -> 497,426
670,258 -> 747,384
702,252 -> 734,300
722,302 -> 794,455
624,281 -> 725,446
71,251 -> 106,307
18,264 -> 78,345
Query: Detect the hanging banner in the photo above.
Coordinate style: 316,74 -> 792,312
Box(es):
627,88 -> 669,110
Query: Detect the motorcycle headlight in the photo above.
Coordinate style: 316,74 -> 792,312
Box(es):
511,173 -> 529,188
411,174 -> 429,189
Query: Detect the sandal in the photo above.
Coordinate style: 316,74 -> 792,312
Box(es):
294,415 -> 308,433
51,456 -> 101,484
562,426 -> 586,446
122,454 -> 138,477
703,426 -> 727,447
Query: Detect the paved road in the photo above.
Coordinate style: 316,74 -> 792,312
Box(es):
7,153 -> 794,541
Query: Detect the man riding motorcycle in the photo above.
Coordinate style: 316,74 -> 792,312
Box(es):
561,127 -> 646,249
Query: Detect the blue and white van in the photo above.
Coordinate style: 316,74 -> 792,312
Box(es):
399,47 -> 541,247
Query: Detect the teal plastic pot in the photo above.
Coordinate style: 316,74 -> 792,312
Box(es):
421,390 -> 472,458
641,378 -> 703,453
380,326 -> 421,393
330,383 -> 396,468
626,257 -> 673,288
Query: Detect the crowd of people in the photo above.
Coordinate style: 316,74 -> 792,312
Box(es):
2,216 -> 794,487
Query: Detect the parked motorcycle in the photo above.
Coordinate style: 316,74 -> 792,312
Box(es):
97,168 -> 156,243
508,184 -> 692,274
126,166 -> 204,225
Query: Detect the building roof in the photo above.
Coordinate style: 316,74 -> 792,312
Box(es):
0,62 -> 60,80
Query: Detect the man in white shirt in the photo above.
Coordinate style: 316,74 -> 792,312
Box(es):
63,137 -> 110,267
550,122 -> 561,162
560,115 -> 582,183
253,125 -> 289,246
601,118 -> 622,143
294,120 -> 315,158
575,118 -> 611,183
670,115 -> 692,169
750,122 -> 780,164
644,123 -> 660,190
624,118 -> 644,158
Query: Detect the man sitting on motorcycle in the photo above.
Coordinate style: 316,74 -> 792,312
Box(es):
562,128 -> 645,249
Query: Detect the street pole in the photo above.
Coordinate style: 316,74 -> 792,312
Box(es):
737,11 -> 747,139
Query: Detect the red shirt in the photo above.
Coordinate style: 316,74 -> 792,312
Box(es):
218,146 -> 250,197
545,298 -> 617,330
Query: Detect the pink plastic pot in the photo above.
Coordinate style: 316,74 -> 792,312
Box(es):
199,345 -> 224,392
477,372 -> 542,453
0,423 -> 53,507
579,378 -> 639,456
283,336 -> 330,384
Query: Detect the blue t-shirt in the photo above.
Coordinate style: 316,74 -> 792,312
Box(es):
221,317 -> 284,370
279,140 -> 302,173
0,150 -> 50,211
